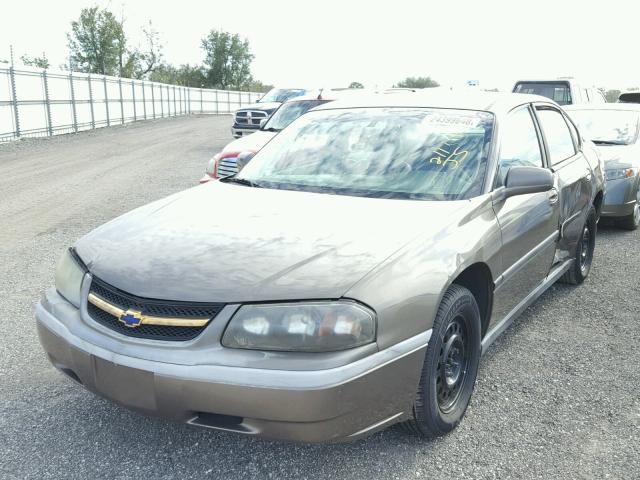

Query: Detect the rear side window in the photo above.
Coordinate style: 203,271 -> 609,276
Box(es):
536,108 -> 576,165
496,107 -> 543,186
514,82 -> 572,105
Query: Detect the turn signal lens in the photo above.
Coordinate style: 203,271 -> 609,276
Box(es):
605,168 -> 635,181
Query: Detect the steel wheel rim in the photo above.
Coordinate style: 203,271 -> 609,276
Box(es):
436,315 -> 469,413
580,225 -> 591,274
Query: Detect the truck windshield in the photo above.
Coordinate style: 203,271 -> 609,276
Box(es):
264,100 -> 329,131
514,82 -> 572,105
237,107 -> 495,200
259,88 -> 307,103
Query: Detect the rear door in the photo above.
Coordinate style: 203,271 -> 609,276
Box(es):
533,104 -> 593,263
490,104 -> 560,325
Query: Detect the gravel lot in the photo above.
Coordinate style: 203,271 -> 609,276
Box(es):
0,116 -> 638,480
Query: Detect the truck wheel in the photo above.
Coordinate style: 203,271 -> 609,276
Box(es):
617,190 -> 640,231
402,284 -> 481,437
560,206 -> 596,285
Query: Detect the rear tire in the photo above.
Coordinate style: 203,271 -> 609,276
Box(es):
560,206 -> 596,285
402,284 -> 481,438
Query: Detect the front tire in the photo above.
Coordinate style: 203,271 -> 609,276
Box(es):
403,284 -> 481,437
617,188 -> 640,231
560,206 -> 596,285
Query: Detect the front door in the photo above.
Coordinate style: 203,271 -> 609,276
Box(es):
490,105 -> 560,326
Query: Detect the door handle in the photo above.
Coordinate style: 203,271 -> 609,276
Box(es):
548,188 -> 559,204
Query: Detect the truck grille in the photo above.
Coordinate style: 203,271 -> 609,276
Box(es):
235,110 -> 268,126
86,276 -> 225,341
217,156 -> 238,178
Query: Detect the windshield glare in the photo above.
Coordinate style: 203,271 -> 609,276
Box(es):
569,110 -> 639,145
265,100 -> 328,131
260,88 -> 307,103
238,107 -> 495,200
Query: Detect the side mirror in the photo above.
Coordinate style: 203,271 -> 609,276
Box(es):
497,166 -> 554,201
236,151 -> 256,172
259,119 -> 268,130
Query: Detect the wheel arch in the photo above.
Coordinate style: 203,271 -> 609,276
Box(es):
450,262 -> 494,338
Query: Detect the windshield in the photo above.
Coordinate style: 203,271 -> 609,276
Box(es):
264,100 -> 329,131
237,107 -> 495,200
259,88 -> 307,103
568,109 -> 640,145
514,82 -> 572,105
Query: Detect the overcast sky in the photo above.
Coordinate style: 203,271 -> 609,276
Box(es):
2,0 -> 639,91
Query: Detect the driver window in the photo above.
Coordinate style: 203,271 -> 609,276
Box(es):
496,107 -> 543,187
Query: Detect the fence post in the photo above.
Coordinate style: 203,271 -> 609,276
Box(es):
42,70 -> 53,136
200,88 -> 203,113
118,78 -> 124,124
215,90 -> 219,114
131,80 -> 137,121
159,84 -> 164,117
69,71 -> 78,133
150,83 -> 155,119
103,76 -> 110,127
87,74 -> 95,129
166,85 -> 170,116
8,66 -> 21,138
141,81 -> 147,120
173,86 -> 177,116
227,90 -> 230,113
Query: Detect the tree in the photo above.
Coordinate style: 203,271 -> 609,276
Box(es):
247,79 -> 273,93
20,54 -> 50,69
201,30 -> 254,90
134,22 -> 163,79
395,76 -> 439,89
67,6 -> 124,75
349,81 -> 364,89
150,63 -> 207,87
605,89 -> 621,103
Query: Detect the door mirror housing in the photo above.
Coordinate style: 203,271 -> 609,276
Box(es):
236,151 -> 256,172
496,166 -> 554,201
259,119 -> 268,129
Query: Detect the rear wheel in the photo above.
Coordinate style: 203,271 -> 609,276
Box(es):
402,284 -> 481,437
560,206 -> 596,285
617,188 -> 640,231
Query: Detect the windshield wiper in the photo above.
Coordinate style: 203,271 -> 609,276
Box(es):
220,177 -> 262,188
593,140 -> 626,146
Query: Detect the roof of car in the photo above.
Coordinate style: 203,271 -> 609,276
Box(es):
564,103 -> 640,112
312,90 -> 554,115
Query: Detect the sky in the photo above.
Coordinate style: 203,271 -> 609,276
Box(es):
2,0 -> 639,91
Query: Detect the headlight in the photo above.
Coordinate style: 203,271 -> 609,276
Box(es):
605,168 -> 636,181
222,302 -> 376,352
55,249 -> 85,308
206,154 -> 221,176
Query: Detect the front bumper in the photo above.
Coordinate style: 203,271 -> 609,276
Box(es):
35,289 -> 429,443
231,124 -> 259,138
602,178 -> 638,217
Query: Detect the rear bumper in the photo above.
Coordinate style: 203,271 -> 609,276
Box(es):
35,294 -> 429,443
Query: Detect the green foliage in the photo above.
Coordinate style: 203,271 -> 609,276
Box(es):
605,89 -> 621,103
67,6 -> 124,75
395,76 -> 440,89
20,54 -> 50,69
247,79 -> 274,93
348,81 -> 364,89
150,64 -> 207,87
201,30 -> 254,89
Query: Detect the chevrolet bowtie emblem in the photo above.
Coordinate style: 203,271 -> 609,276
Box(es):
119,309 -> 143,328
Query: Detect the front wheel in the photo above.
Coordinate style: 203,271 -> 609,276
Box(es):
617,188 -> 640,231
560,206 -> 596,285
402,284 -> 481,437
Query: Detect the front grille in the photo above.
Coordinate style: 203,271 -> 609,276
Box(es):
235,110 -> 267,126
217,157 -> 238,178
87,277 -> 225,341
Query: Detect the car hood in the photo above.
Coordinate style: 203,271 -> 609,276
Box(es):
237,102 -> 281,112
222,130 -> 277,154
595,144 -> 640,169
75,183 -> 469,303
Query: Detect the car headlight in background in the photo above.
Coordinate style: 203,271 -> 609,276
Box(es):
222,302 -> 376,352
55,249 -> 85,308
605,167 -> 636,181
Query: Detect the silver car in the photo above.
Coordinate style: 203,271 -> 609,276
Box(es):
565,104 -> 640,229
36,92 -> 603,443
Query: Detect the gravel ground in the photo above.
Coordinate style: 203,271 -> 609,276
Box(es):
0,116 -> 638,480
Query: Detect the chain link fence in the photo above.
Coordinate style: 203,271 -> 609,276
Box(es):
0,65 -> 263,142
